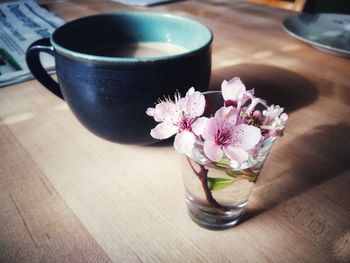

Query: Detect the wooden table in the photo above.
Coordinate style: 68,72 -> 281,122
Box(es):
1,0 -> 350,262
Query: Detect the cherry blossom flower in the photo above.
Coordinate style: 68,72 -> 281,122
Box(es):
261,105 -> 288,128
258,105 -> 288,137
201,106 -> 261,163
146,88 -> 208,154
221,77 -> 254,110
146,76 -> 287,166
263,105 -> 284,123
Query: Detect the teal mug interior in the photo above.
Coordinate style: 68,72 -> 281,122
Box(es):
52,12 -> 213,62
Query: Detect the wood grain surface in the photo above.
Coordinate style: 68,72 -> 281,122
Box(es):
1,0 -> 349,262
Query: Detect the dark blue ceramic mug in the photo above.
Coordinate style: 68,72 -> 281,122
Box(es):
26,12 -> 213,145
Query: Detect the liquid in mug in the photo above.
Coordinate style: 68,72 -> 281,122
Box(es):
92,42 -> 189,58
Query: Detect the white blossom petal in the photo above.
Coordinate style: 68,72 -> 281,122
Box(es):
213,106 -> 238,128
204,140 -> 223,162
150,122 -> 178,139
154,102 -> 179,122
184,90 -> 206,117
221,77 -> 246,101
214,106 -> 231,127
186,87 -> 195,96
202,117 -> 217,140
232,124 -> 261,150
223,146 -> 248,163
281,113 -> 288,122
191,117 -> 208,136
146,107 -> 155,117
174,131 -> 195,155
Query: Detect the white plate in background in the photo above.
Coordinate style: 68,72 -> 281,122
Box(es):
283,13 -> 350,58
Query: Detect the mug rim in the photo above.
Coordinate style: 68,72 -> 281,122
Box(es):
51,11 -> 213,64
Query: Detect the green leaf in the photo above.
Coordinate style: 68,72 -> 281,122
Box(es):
216,158 -> 231,168
207,177 -> 234,191
225,169 -> 257,182
225,170 -> 244,178
217,160 -> 257,182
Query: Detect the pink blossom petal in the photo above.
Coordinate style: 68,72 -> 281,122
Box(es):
232,124 -> 261,150
191,117 -> 208,136
214,106 -> 230,127
174,130 -> 195,154
186,87 -> 195,96
183,91 -> 206,117
204,140 -> 223,162
202,117 -> 217,140
221,77 -> 246,101
281,113 -> 288,122
242,88 -> 255,104
153,102 -> 178,122
150,122 -> 178,139
213,106 -> 238,127
223,146 -> 248,163
177,88 -> 194,111
224,107 -> 238,126
146,107 -> 155,117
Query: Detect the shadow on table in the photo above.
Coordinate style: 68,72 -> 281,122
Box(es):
210,63 -> 319,112
243,122 -> 350,222
146,137 -> 174,147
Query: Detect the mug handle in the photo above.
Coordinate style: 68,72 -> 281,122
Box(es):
26,38 -> 64,99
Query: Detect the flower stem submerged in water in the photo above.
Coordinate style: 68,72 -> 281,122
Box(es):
183,156 -> 262,229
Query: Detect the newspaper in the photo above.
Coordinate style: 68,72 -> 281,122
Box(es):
0,0 -> 65,87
